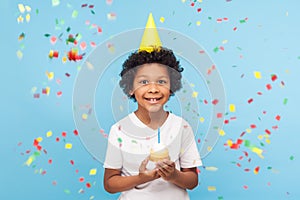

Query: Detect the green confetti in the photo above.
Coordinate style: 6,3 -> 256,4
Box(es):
64,189 -> 71,194
117,137 -> 122,143
72,10 -> 79,18
283,98 -> 288,105
91,10 -> 95,14
213,47 -> 219,53
289,155 -> 294,160
44,33 -> 51,37
239,19 -> 246,23
66,27 -> 71,32
244,140 -> 251,147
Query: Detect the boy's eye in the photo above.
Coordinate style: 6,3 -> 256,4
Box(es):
139,80 -> 149,85
157,80 -> 167,85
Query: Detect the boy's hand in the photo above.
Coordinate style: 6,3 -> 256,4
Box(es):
156,159 -> 178,181
138,156 -> 160,182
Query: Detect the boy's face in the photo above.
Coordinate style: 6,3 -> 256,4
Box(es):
130,63 -> 171,113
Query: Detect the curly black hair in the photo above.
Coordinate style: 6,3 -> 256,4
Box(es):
119,47 -> 184,101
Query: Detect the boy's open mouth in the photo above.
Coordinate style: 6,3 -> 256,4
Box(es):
144,97 -> 162,103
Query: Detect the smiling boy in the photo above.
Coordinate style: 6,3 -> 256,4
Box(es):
103,47 -> 202,200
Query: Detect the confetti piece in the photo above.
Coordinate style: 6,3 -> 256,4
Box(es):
204,166 -> 218,171
89,168 -> 97,175
160,17 -> 165,23
72,10 -> 79,18
192,91 -> 198,98
52,0 -> 60,6
82,113 -> 88,120
254,71 -> 262,79
199,117 -> 205,123
283,98 -> 288,105
46,71 -> 54,80
65,143 -> 72,149
18,32 -> 25,41
49,50 -> 59,58
266,84 -> 272,90
46,131 -> 53,137
229,104 -> 236,112
79,177 -> 85,182
16,50 -> 23,59
271,74 -> 278,81
289,155 -> 294,160
86,182 -> 91,188
208,186 -> 216,191
107,12 -> 117,20
254,166 -> 260,174
25,13 -> 30,22
218,129 -> 225,136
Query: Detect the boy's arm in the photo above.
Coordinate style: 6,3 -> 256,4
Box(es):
104,157 -> 160,193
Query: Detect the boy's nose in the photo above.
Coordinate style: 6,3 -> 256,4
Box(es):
148,82 -> 159,93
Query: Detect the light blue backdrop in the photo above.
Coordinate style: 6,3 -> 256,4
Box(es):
1,0 -> 299,199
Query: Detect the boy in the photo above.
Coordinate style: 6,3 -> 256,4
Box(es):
103,47 -> 202,200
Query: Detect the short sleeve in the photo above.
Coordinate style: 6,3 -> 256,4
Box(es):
103,125 -> 123,169
179,124 -> 202,168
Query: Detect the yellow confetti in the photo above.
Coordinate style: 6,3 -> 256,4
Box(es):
86,61 -> 94,70
36,137 -> 43,142
62,56 -> 67,63
254,71 -> 262,79
251,147 -> 263,158
227,139 -> 233,147
46,130 -> 53,137
257,135 -> 263,140
265,139 -> 271,144
208,186 -> 216,191
229,104 -> 235,112
196,21 -> 201,26
89,168 -> 97,175
246,128 -> 251,133
207,146 -> 212,152
82,113 -> 88,120
205,166 -> 218,171
222,39 -> 228,44
65,143 -> 72,149
45,87 -> 50,95
160,17 -> 165,23
25,156 -> 34,166
52,0 -> 60,7
72,10 -> 78,18
25,13 -> 30,22
16,50 -> 23,59
192,91 -> 198,98
218,129 -> 225,136
18,4 -> 25,13
25,5 -> 31,12
17,15 -> 24,23
199,117 -> 205,123
46,71 -> 54,80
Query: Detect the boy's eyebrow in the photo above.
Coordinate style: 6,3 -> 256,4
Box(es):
135,75 -> 169,79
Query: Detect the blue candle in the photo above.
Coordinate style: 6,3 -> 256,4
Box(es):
158,127 -> 160,143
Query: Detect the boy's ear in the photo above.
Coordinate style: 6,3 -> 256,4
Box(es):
129,90 -> 134,96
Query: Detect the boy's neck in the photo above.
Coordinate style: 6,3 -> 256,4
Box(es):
134,109 -> 168,130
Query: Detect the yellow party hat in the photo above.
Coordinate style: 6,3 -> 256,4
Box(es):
139,13 -> 162,52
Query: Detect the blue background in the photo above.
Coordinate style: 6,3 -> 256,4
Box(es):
1,0 -> 299,199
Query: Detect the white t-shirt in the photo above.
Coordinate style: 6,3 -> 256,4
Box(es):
103,112 -> 202,200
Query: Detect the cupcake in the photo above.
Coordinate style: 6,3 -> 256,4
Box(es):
149,143 -> 170,162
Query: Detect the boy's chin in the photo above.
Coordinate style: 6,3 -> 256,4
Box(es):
147,105 -> 164,113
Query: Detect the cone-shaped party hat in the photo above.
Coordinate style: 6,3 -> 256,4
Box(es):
139,13 -> 162,52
